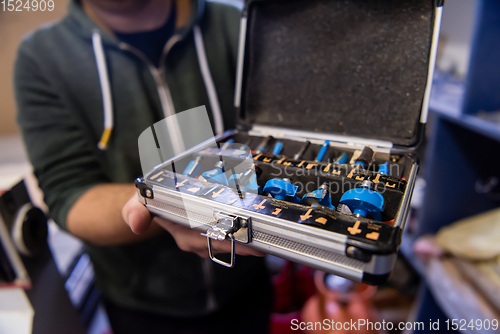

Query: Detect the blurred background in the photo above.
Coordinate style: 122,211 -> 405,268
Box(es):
1,0 -> 499,334
0,0 -> 69,136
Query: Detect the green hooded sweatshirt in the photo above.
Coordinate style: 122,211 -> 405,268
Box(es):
15,0 -> 268,317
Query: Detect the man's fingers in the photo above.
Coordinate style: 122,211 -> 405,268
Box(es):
154,217 -> 208,254
123,195 -> 152,234
235,244 -> 266,257
153,217 -> 195,236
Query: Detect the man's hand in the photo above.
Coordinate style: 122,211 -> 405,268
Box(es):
122,194 -> 154,234
67,184 -> 163,246
122,194 -> 264,258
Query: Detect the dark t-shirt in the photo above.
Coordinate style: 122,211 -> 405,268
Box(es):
115,5 -> 176,67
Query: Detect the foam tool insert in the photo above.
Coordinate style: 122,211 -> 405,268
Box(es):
239,0 -> 437,146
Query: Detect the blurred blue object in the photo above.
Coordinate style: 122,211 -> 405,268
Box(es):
315,140 -> 330,162
272,141 -> 283,155
462,0 -> 500,118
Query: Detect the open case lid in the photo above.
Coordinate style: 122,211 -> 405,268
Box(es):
234,0 -> 443,148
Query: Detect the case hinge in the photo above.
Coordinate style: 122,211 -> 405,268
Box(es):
202,212 -> 252,268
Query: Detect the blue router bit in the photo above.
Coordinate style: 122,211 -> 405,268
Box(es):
263,178 -> 299,203
183,156 -> 202,177
339,181 -> 384,220
228,165 -> 262,194
231,140 -> 252,158
293,141 -> 311,160
199,161 -> 228,186
335,152 -> 348,164
238,139 -> 252,151
353,147 -> 374,169
255,136 -> 274,155
315,140 -> 330,162
272,141 -> 284,155
220,138 -> 234,151
301,183 -> 335,210
378,162 -> 389,175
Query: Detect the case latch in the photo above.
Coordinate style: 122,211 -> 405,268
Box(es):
202,212 -> 251,268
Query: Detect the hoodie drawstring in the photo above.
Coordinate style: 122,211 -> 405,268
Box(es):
193,25 -> 224,135
92,25 -> 224,150
92,31 -> 114,150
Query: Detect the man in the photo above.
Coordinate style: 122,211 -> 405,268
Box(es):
15,0 -> 271,333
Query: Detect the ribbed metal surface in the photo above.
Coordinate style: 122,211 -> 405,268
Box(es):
148,199 -> 363,270
147,199 -> 215,226
253,230 -> 365,270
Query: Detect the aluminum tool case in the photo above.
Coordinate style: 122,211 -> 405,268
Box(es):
136,0 -> 443,285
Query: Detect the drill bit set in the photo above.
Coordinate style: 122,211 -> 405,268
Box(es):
174,135 -> 407,222
137,132 -> 415,284
136,0 -> 442,284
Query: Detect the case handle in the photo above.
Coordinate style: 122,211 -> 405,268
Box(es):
206,234 -> 236,268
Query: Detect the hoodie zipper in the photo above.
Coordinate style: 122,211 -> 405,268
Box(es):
119,37 -> 185,154
119,35 -> 217,312
119,37 -> 178,118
